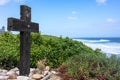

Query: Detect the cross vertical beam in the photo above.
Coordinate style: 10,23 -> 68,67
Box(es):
19,5 -> 31,76
20,31 -> 30,75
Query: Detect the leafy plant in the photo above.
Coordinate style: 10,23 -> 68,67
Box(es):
63,50 -> 120,80
0,32 -> 94,69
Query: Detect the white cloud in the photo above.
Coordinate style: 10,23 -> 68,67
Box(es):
68,16 -> 77,20
72,11 -> 77,15
96,0 -> 107,4
14,0 -> 27,3
0,0 -> 10,5
106,18 -> 117,23
68,11 -> 77,20
0,0 -> 28,5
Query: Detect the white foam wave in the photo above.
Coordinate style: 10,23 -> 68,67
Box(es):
99,39 -> 110,42
86,39 -> 110,43
73,39 -> 110,43
73,39 -> 120,55
86,43 -> 120,55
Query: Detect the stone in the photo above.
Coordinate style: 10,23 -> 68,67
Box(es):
2,70 -> 8,73
30,68 -> 35,72
8,73 -> 17,79
41,72 -> 52,80
32,74 -> 44,79
16,71 -> 19,75
0,76 -> 9,80
7,70 -> 16,75
9,67 -> 19,75
10,67 -> 19,72
1,69 -> 8,73
29,72 -> 34,78
35,68 -> 43,74
51,71 -> 58,74
43,71 -> 49,76
17,76 -> 30,80
0,72 -> 7,76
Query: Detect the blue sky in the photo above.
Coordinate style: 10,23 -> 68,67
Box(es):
0,0 -> 120,37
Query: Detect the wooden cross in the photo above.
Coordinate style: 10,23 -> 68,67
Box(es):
7,5 -> 39,76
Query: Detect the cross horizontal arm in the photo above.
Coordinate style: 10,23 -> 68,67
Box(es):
8,18 -> 39,32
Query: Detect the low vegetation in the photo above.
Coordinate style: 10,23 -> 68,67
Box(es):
0,32 -> 120,79
0,32 -> 92,69
58,51 -> 120,80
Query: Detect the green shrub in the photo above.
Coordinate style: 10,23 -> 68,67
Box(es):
63,50 -> 120,80
0,32 -> 94,69
0,32 -> 19,69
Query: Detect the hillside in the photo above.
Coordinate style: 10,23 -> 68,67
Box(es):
0,32 -> 120,79
0,32 -> 93,68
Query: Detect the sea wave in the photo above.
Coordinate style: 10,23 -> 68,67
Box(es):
73,39 -> 110,43
73,39 -> 120,55
86,43 -> 120,55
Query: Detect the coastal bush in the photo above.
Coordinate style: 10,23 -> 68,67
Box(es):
0,32 -> 93,69
0,32 -> 19,69
61,50 -> 120,80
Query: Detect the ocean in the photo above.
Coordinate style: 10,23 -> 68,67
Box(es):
73,38 -> 120,57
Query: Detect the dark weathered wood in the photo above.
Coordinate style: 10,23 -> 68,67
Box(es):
21,5 -> 31,22
20,31 -> 30,75
7,5 -> 39,76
